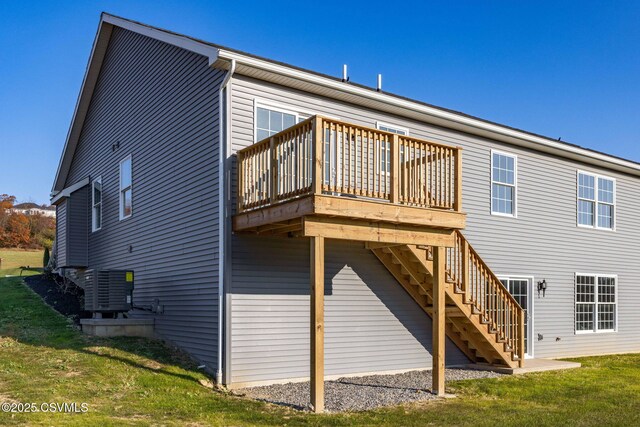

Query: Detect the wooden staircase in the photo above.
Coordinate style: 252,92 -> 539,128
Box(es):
370,231 -> 525,368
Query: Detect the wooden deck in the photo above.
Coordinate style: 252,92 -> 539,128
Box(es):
233,194 -> 465,246
233,115 -> 524,412
235,115 -> 466,246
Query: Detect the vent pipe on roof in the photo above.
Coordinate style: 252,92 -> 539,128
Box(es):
377,74 -> 382,92
342,64 -> 348,82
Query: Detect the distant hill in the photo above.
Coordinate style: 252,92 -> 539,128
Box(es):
13,203 -> 55,211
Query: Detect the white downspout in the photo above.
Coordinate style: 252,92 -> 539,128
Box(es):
217,59 -> 235,384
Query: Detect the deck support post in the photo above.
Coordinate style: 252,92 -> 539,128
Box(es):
432,245 -> 446,396
310,236 -> 325,412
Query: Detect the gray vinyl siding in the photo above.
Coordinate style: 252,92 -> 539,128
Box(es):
55,186 -> 89,268
56,200 -> 67,267
64,27 -> 224,369
229,74 -> 640,382
228,77 -> 470,385
231,237 -> 467,385
66,185 -> 89,267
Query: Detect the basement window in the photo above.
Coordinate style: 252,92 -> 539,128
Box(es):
119,156 -> 132,220
577,171 -> 615,230
91,177 -> 102,232
575,274 -> 617,333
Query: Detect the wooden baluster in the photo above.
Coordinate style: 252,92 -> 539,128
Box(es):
391,134 -> 400,203
313,117 -> 323,195
329,122 -> 335,193
358,128 -> 363,196
368,131 -> 371,197
346,126 -> 351,194
461,239 -> 469,303
362,130 -> 370,196
455,148 -> 462,211
374,132 -> 379,198
297,129 -> 301,193
341,124 -> 345,194
518,309 -> 525,366
437,146 -> 442,208
402,139 -> 408,203
448,148 -> 453,208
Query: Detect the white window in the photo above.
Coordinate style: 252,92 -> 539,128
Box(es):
491,151 -> 517,216
91,177 -> 102,232
575,274 -> 617,333
119,156 -> 132,220
255,106 -> 298,142
376,122 -> 408,174
577,171 -> 615,230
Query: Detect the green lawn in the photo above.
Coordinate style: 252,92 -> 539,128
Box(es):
0,275 -> 639,426
0,248 -> 43,276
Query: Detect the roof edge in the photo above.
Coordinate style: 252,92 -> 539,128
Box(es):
53,13 -> 640,194
217,48 -> 640,176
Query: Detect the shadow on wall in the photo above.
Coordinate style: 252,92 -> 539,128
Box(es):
231,235 -> 468,364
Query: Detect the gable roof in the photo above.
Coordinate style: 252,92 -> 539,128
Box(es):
52,12 -> 640,194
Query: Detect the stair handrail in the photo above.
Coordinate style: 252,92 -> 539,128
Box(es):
446,230 -> 526,364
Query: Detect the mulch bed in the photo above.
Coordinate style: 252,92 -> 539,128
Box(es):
23,274 -> 91,324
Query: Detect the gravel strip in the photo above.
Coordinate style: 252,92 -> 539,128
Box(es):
236,368 -> 503,412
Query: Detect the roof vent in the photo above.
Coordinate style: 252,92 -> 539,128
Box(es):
342,64 -> 349,82
377,74 -> 382,92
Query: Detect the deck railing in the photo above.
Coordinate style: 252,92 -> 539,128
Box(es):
237,115 -> 463,213
445,231 -> 526,364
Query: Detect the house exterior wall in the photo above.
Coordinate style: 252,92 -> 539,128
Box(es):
56,200 -> 67,267
227,74 -> 640,383
66,185 -> 89,267
63,27 -> 224,369
230,237 -> 468,386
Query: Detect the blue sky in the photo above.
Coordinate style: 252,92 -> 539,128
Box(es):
1,1 -> 639,204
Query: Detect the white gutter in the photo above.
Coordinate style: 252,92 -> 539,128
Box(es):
216,58 -> 235,384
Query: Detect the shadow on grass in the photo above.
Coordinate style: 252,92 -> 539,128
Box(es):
0,274 -> 210,388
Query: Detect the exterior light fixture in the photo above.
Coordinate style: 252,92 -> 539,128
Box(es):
537,279 -> 547,298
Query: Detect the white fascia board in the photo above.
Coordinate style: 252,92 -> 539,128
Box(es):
217,49 -> 640,177
102,14 -> 219,65
51,177 -> 90,205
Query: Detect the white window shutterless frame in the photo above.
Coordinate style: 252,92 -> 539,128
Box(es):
254,101 -> 316,197
575,273 -> 617,333
577,171 -> 615,230
91,177 -> 102,232
499,276 -> 534,358
491,150 -> 517,217
119,156 -> 132,220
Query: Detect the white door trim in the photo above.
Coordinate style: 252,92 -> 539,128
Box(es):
498,275 -> 535,359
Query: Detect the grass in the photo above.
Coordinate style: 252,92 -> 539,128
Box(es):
1,275 -> 639,426
0,248 -> 43,276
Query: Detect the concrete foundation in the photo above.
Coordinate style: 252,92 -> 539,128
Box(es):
80,318 -> 155,338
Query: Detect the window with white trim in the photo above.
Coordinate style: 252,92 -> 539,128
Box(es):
91,177 -> 102,232
255,106 -> 297,142
575,274 -> 617,333
119,156 -> 132,220
491,151 -> 516,216
376,122 -> 408,174
577,171 -> 615,229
